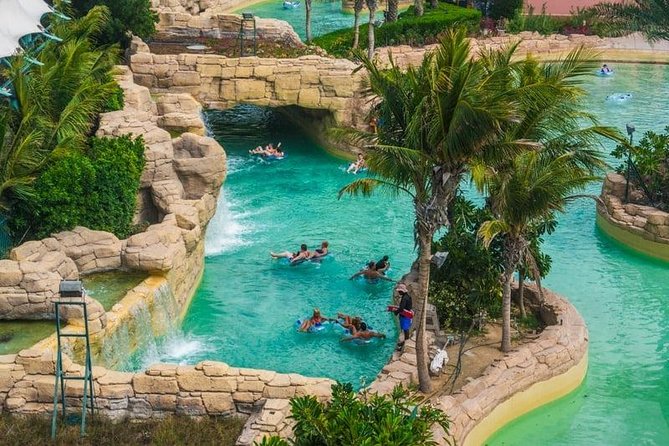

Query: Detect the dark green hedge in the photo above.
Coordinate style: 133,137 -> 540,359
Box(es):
11,135 -> 145,240
313,3 -> 481,57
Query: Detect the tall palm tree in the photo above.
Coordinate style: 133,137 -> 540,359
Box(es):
594,0 -> 669,42
478,151 -> 599,352
305,0 -> 313,44
340,29 -> 523,392
473,50 -> 621,352
353,0 -> 366,49
366,0 -> 378,58
387,0 -> 399,22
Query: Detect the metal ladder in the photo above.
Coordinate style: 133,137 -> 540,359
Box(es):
239,12 -> 257,57
51,290 -> 95,438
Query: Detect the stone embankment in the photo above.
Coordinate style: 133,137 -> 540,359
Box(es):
597,173 -> 669,261
129,38 -> 368,127
152,0 -> 303,47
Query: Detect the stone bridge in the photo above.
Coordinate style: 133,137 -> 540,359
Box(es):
129,40 -> 370,127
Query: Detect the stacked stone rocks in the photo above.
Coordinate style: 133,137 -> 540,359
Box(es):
599,173 -> 669,243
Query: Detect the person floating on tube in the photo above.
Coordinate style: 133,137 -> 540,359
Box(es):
388,283 -> 414,351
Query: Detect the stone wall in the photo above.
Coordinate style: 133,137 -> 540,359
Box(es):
155,11 -> 303,48
129,40 -> 369,127
597,173 -> 669,261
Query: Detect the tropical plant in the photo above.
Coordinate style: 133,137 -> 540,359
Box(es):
478,151 -> 599,351
489,0 -> 523,20
305,0 -> 314,43
353,0 -> 366,48
254,383 -> 450,446
611,126 -> 669,209
70,0 -> 158,48
387,0 -> 399,22
593,0 -> 669,41
366,0 -> 378,58
339,29 -> 533,391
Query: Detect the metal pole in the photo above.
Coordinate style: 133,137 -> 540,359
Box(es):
625,132 -> 633,202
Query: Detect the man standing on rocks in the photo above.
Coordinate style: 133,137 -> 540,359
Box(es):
392,283 -> 413,351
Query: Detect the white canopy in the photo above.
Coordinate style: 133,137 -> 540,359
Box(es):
0,0 -> 53,58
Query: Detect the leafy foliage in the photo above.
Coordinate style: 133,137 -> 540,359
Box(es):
255,383 -> 450,446
70,0 -> 158,48
10,136 -> 145,240
0,6 -> 119,218
430,196 -> 503,332
314,4 -> 481,57
592,0 -> 669,42
506,4 -> 562,35
611,126 -> 669,208
489,0 -> 523,20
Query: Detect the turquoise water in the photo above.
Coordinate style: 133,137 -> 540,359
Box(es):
125,106 -> 414,386
486,65 -> 669,444
236,0 -> 384,39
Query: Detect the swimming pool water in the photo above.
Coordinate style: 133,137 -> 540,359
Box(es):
235,0 -> 384,39
124,106 -> 414,387
485,64 -> 669,445
126,63 -> 669,442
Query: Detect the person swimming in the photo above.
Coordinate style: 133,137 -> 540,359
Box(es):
600,64 -> 612,74
375,255 -> 390,274
346,153 -> 366,174
340,322 -> 386,342
336,312 -> 363,334
250,142 -> 283,157
310,241 -> 329,259
271,244 -> 311,264
350,262 -> 394,282
299,308 -> 331,332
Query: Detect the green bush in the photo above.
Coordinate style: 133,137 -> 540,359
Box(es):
103,82 -> 125,112
11,136 -> 145,240
314,3 -> 481,57
255,383 -> 450,446
506,4 -> 562,35
71,0 -> 158,48
489,0 -> 523,20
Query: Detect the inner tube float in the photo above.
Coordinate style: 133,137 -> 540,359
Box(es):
280,252 -> 329,266
283,1 -> 299,8
597,70 -> 614,77
295,319 -> 328,333
606,93 -> 632,102
262,154 -> 285,161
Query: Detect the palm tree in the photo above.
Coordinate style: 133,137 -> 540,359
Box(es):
594,0 -> 669,42
387,0 -> 399,22
353,0 -> 366,49
340,29 -> 524,392
366,0 -> 378,58
305,0 -> 313,44
473,49 -> 620,351
478,151 -> 599,352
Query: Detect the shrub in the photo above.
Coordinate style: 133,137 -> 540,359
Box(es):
71,0 -> 158,48
11,136 -> 145,240
611,126 -> 669,209
255,383 -> 450,446
506,4 -> 561,35
103,82 -> 125,113
314,3 -> 481,57
489,0 -> 523,20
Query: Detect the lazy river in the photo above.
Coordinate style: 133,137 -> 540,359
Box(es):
126,64 -> 669,443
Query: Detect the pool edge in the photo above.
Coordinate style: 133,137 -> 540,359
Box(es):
465,352 -> 589,446
596,212 -> 669,263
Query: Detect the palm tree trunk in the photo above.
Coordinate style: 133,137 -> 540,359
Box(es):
353,9 -> 361,48
518,269 -> 526,318
415,227 -> 433,393
387,0 -> 399,22
305,0 -> 313,44
501,264 -> 513,352
367,4 -> 376,59
414,0 -> 424,16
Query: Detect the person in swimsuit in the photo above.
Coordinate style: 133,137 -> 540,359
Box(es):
346,153 -> 366,174
299,308 -> 330,332
271,244 -> 311,264
393,283 -> 414,350
375,255 -> 390,274
601,64 -> 612,74
350,262 -> 394,282
336,312 -> 363,334
340,322 -> 386,342
309,241 -> 329,259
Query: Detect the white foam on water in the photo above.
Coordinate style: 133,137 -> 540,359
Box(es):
136,332 -> 210,369
205,189 -> 255,256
